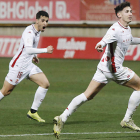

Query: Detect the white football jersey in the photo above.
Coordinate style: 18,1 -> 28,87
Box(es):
98,21 -> 133,73
10,24 -> 41,69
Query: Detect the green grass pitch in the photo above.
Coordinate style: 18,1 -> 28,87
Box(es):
0,58 -> 140,140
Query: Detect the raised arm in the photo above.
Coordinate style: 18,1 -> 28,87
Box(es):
25,45 -> 53,55
23,30 -> 53,55
95,26 -> 117,52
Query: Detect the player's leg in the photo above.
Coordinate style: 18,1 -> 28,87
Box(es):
27,71 -> 49,122
120,73 -> 140,131
53,68 -> 107,138
123,73 -> 140,90
58,68 -> 107,123
0,80 -> 16,97
60,80 -> 106,123
53,80 -> 106,138
29,72 -> 49,110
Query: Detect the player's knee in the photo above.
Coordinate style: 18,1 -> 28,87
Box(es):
45,82 -> 50,89
41,81 -> 50,89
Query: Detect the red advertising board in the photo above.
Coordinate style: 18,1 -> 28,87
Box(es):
0,36 -> 140,61
80,0 -> 140,21
38,37 -> 103,59
0,0 -> 140,23
0,0 -> 80,23
0,36 -> 21,57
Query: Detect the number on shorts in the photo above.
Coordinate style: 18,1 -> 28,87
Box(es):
17,72 -> 23,79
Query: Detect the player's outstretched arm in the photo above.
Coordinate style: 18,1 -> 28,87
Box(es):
25,46 -> 54,55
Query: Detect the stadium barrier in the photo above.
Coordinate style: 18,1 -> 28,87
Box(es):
0,36 -> 140,61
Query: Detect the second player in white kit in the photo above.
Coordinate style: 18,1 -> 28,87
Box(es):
53,2 -> 140,139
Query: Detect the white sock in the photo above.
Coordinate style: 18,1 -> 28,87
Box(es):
60,93 -> 87,123
0,91 -> 4,100
31,86 -> 48,111
123,91 -> 140,122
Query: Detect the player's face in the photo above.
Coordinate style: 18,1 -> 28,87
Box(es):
120,7 -> 132,24
37,16 -> 49,32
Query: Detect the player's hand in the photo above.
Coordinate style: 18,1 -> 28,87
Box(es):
47,45 -> 54,53
33,56 -> 39,64
95,44 -> 103,52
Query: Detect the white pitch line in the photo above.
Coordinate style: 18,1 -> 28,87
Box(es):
0,132 -> 138,137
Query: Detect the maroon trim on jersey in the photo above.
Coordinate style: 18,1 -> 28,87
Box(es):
32,24 -> 39,34
110,43 -> 116,73
11,46 -> 24,67
118,21 -> 128,29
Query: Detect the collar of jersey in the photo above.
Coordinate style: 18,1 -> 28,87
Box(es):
118,21 -> 128,29
32,24 -> 40,34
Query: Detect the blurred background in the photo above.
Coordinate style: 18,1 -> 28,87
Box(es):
0,0 -> 140,60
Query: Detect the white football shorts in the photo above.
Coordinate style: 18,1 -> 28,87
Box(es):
92,67 -> 135,85
5,63 -> 42,85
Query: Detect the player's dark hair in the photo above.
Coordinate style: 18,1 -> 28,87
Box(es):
114,1 -> 131,17
36,11 -> 49,19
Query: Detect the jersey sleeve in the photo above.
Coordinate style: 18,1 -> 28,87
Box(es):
25,47 -> 47,55
102,26 -> 118,45
23,30 -> 34,47
131,36 -> 140,45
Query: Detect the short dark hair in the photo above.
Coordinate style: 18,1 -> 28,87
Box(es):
36,11 -> 49,19
114,1 -> 131,17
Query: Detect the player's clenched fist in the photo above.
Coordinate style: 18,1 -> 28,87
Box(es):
95,43 -> 104,52
47,45 -> 54,53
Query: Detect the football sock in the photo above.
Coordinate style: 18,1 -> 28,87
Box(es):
31,86 -> 48,111
0,91 -> 4,100
30,109 -> 37,113
123,91 -> 140,122
60,93 -> 87,123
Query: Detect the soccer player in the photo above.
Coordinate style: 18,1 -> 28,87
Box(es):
0,11 -> 54,122
53,1 -> 140,138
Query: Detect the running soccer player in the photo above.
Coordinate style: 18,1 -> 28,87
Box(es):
53,1 -> 140,138
0,11 -> 54,122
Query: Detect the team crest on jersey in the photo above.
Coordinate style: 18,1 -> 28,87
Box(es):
112,28 -> 115,31
28,31 -> 31,33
